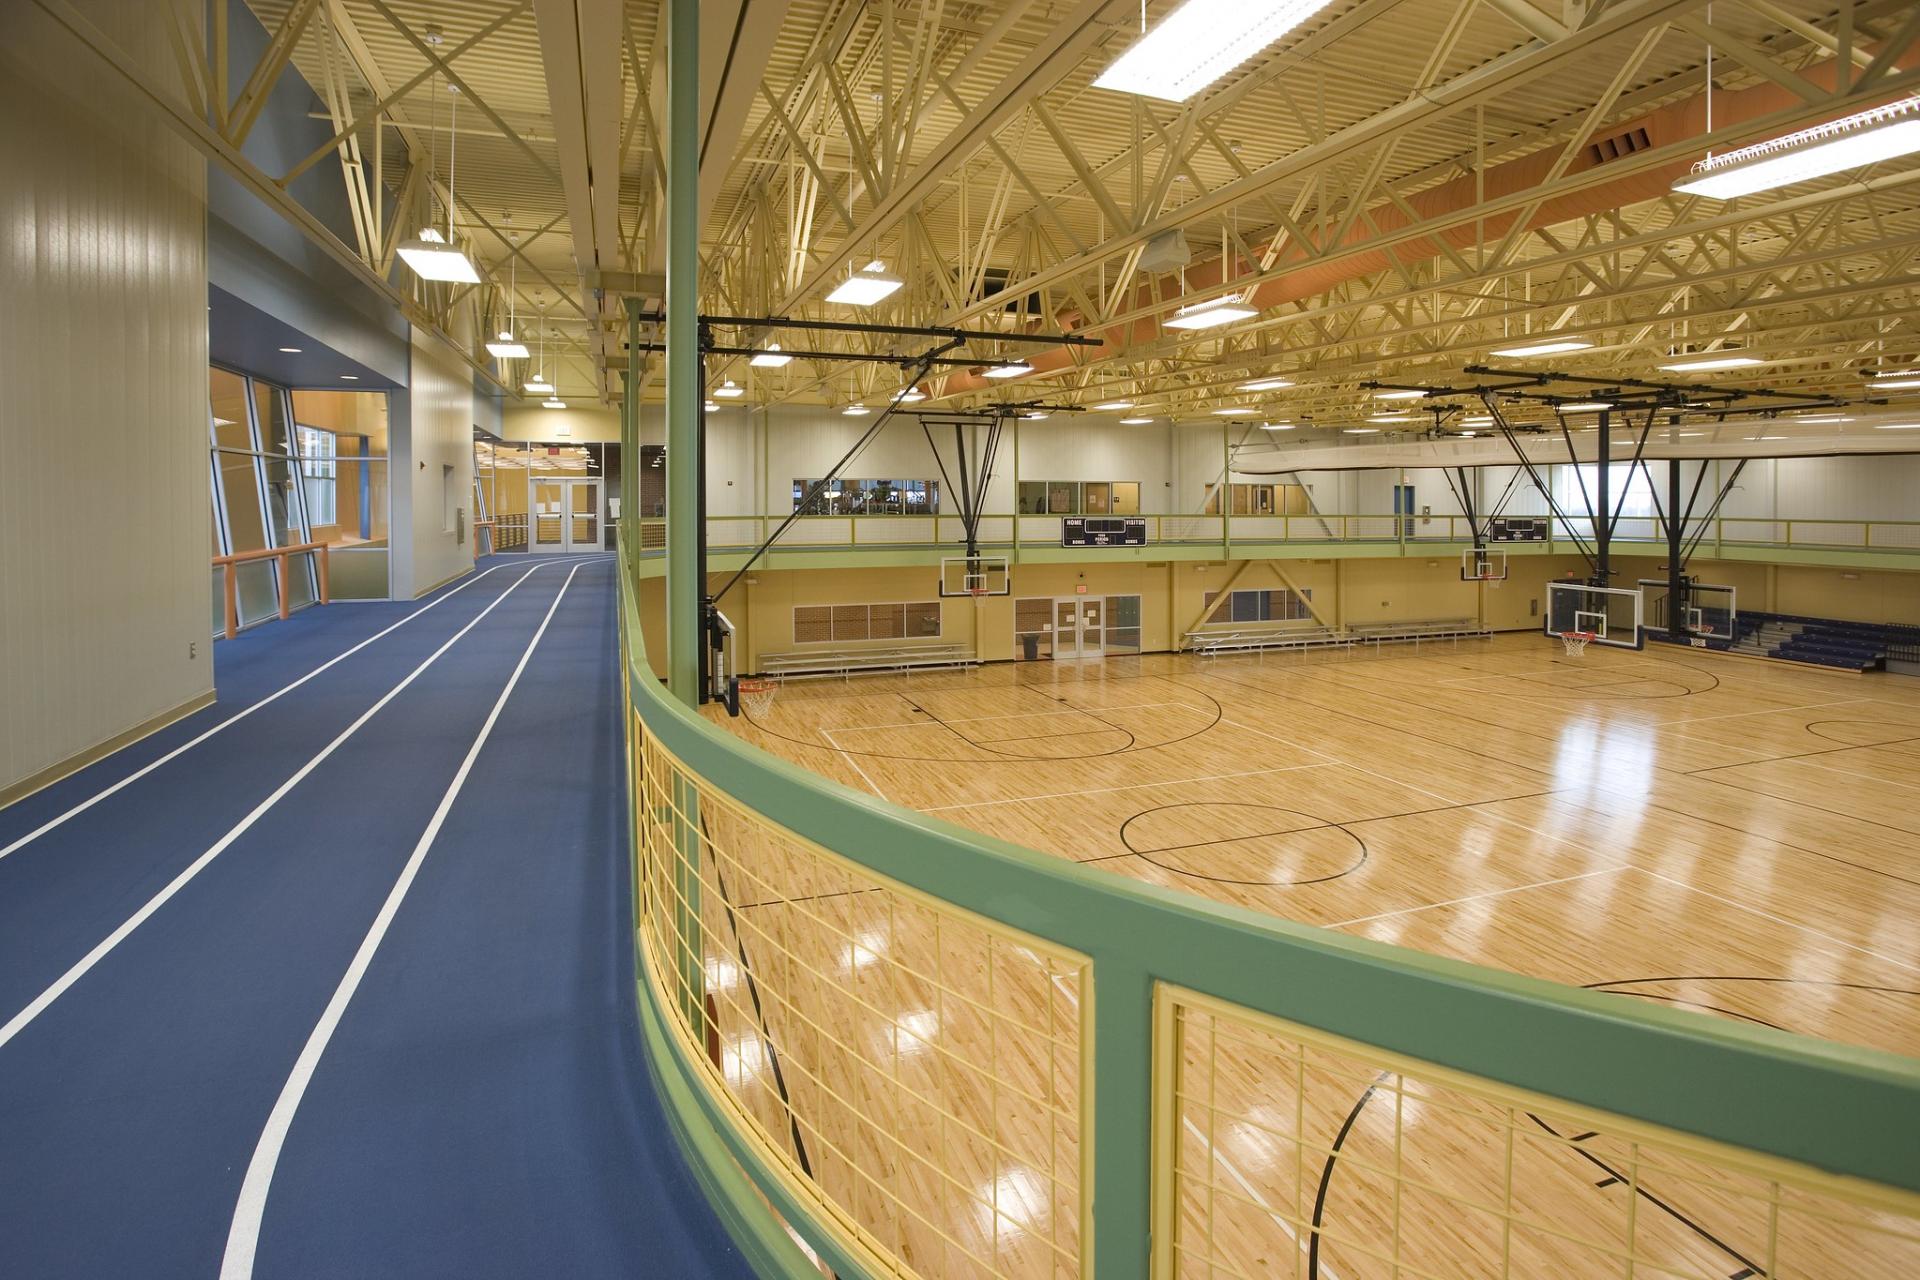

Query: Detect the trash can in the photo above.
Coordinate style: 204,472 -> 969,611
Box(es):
1022,633 -> 1041,661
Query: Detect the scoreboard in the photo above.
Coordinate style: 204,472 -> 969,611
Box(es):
1062,517 -> 1148,546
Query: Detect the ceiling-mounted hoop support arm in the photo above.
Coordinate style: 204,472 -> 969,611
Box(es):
1602,404 -> 1661,546
1440,466 -> 1481,548
1681,457 -> 1750,564
1481,392 -> 1599,573
711,338 -> 966,603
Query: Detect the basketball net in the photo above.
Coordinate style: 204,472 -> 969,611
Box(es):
1560,631 -> 1594,658
737,676 -> 778,718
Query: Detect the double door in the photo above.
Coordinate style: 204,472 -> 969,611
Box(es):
533,478 -> 600,553
1054,596 -> 1105,659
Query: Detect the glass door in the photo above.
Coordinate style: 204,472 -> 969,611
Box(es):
1051,597 -> 1105,658
1078,597 -> 1105,657
533,480 -> 565,550
566,480 -> 599,551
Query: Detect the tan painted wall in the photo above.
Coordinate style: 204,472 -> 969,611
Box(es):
689,555 -> 1604,672
632,553 -> 1920,679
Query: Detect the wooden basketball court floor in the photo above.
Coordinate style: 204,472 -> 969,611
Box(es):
695,634 -> 1920,1278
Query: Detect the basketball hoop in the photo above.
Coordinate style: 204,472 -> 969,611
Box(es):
1560,630 -> 1597,658
968,586 -> 989,601
735,676 -> 779,718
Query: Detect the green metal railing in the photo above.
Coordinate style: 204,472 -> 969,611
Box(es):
618,535 -> 1920,1279
636,513 -> 1920,558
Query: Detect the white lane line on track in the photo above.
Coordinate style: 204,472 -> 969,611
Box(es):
0,565 -> 547,1053
219,564 -> 582,1280
0,564 -> 519,862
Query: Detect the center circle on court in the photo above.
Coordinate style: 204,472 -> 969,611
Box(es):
1119,802 -> 1368,886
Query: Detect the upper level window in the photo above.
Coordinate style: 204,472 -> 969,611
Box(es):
1018,480 -> 1140,515
794,477 -> 940,515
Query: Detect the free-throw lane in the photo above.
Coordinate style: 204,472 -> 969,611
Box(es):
0,566 -> 580,1279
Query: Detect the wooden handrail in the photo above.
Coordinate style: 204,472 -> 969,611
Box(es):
213,541 -> 330,639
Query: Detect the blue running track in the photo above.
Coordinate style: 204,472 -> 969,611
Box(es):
0,555 -> 750,1279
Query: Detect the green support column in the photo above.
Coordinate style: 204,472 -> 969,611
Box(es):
665,0 -> 701,707
1092,962 -> 1155,1280
663,0 -> 706,1043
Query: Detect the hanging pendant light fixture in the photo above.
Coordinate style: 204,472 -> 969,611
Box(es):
525,304 -> 553,394
398,78 -> 481,283
486,235 -> 529,358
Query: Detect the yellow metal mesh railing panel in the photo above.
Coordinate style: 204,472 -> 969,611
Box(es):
633,715 -> 1090,1279
1163,988 -> 1920,1280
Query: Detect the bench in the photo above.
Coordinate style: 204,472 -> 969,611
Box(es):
1184,626 -> 1352,656
1348,619 -> 1491,649
757,643 -> 979,681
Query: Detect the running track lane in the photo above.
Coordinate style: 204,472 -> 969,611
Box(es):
0,556 -> 748,1278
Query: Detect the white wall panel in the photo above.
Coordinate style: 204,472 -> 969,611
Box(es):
0,2 -> 211,796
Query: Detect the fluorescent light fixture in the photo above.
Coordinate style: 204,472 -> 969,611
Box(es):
1659,354 -> 1763,372
1373,388 -> 1425,400
1874,423 -> 1920,430
340,374 -> 359,381
1676,431 -> 1707,437
1792,415 -> 1852,423
1240,377 -> 1294,392
543,397 -> 566,409
1119,416 -> 1154,425
1459,430 -> 1477,438
1746,435 -> 1788,441
1164,293 -> 1258,330
396,227 -> 481,283
486,331 -> 530,359
524,375 -> 552,393
1260,421 -> 1295,431
1342,427 -> 1380,434
703,401 -> 718,412
1023,411 -> 1050,420
1212,407 -> 1259,416
842,405 -> 870,416
1558,401 -> 1613,412
1366,413 -> 1413,423
749,344 -> 792,368
1461,414 -> 1494,426
983,361 -> 1033,379
825,263 -> 904,306
1092,0 -> 1338,103
1093,400 -> 1135,410
1675,94 -> 1920,200
1490,339 -> 1591,358
278,346 -> 303,353
712,380 -> 745,398
899,389 -> 927,403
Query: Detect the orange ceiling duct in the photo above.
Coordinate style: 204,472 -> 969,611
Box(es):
941,53 -> 1874,398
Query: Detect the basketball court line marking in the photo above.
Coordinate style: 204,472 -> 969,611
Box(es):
1702,752 -> 1920,797
814,700 -> 1211,734
1328,866 -> 1631,928
219,564 -> 582,1280
1623,865 -> 1920,977
1657,697 -> 1873,727
0,565 -> 546,1052
0,563 -> 516,862
921,763 -> 1336,813
1181,1115 -> 1348,1280
817,728 -> 892,802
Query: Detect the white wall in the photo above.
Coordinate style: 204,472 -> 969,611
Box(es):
393,332 -> 477,596
0,2 -> 212,798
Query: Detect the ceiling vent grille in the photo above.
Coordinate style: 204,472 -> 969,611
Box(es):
1587,126 -> 1652,165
